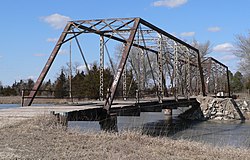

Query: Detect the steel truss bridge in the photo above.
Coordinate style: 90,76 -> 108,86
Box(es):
23,18 -> 231,116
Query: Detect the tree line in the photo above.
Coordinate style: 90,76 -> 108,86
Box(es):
0,63 -> 137,99
0,66 -> 249,98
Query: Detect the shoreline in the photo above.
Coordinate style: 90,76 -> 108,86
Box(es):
0,96 -> 70,105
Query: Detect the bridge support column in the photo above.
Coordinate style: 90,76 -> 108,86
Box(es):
99,113 -> 118,132
163,109 -> 172,116
51,111 -> 68,127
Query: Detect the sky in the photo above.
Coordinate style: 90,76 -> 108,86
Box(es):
0,0 -> 249,86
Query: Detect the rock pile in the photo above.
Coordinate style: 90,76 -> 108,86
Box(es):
197,96 -> 250,120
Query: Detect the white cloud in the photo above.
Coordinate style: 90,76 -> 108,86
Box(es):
213,43 -> 234,52
180,31 -> 195,37
208,26 -> 221,32
218,54 -> 237,61
41,13 -> 71,29
0,55 -> 2,59
46,37 -> 58,43
153,0 -> 187,8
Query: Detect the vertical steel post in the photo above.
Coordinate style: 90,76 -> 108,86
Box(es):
186,47 -> 191,99
140,49 -> 145,91
104,18 -> 140,111
137,43 -> 141,100
174,42 -> 179,100
157,34 -> 163,103
226,67 -> 231,97
215,64 -> 218,95
21,90 -> 24,106
206,58 -> 212,94
23,22 -> 72,106
122,63 -> 127,100
121,43 -> 127,100
69,40 -> 72,101
100,36 -> 104,101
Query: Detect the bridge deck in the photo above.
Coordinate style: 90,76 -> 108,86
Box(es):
0,97 -> 198,119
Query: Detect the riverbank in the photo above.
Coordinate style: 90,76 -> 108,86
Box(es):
0,96 -> 69,104
0,116 -> 249,159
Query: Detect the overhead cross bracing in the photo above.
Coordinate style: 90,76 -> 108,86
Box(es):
202,57 -> 230,96
23,17 -> 209,111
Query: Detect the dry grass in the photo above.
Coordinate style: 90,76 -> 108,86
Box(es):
0,116 -> 250,159
0,96 -> 70,104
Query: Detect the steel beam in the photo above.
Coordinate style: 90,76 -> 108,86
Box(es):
25,17 -> 214,108
139,19 -> 199,53
100,36 -> 104,101
23,22 -> 72,106
174,43 -> 179,100
122,64 -> 127,100
157,34 -> 163,103
226,67 -> 231,97
104,18 -> 140,111
186,47 -> 191,99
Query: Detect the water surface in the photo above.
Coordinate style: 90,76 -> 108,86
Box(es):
69,111 -> 250,148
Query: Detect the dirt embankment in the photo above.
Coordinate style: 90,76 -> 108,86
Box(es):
0,116 -> 250,160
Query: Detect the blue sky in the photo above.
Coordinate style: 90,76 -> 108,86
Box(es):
0,0 -> 249,86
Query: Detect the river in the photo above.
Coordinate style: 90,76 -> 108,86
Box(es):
1,104 -> 250,148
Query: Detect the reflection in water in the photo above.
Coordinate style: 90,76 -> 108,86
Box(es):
70,111 -> 250,148
170,120 -> 250,148
141,117 -> 196,137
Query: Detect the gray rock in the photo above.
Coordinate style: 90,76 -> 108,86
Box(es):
214,117 -> 223,120
211,111 -> 216,115
216,112 -> 223,116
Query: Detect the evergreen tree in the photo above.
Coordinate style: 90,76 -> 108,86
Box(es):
1,86 -> 17,96
103,68 -> 113,97
231,71 -> 244,93
54,70 -> 69,98
27,79 -> 35,90
246,78 -> 250,90
74,64 -> 114,100
72,71 -> 85,97
83,64 -> 100,99
39,79 -> 53,96
0,81 -> 2,95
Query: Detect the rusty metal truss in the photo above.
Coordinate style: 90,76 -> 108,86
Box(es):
202,57 -> 230,96
23,17 -> 207,110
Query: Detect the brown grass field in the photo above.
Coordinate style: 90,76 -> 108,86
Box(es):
0,96 -> 70,104
0,116 -> 250,159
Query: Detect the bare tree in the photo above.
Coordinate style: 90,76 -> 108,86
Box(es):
234,32 -> 250,76
192,39 -> 212,60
